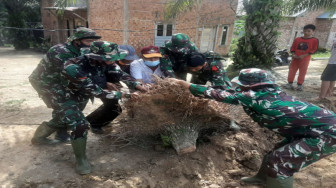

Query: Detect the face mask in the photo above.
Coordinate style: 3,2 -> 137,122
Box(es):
144,60 -> 160,67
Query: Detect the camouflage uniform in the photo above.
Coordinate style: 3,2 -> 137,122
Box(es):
190,59 -> 232,89
189,68 -> 336,180
52,42 -> 138,138
160,33 -> 198,79
29,27 -> 101,132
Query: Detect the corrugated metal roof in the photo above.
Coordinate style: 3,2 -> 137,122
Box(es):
317,12 -> 336,19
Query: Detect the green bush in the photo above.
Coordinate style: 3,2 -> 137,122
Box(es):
226,64 -> 240,79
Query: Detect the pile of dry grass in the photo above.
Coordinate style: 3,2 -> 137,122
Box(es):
119,78 -> 233,154
122,78 -> 231,134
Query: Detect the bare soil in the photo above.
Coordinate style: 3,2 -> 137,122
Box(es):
0,47 -> 335,188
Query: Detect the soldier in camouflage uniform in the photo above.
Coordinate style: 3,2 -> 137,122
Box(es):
29,27 -> 101,142
186,52 -> 231,89
159,33 -> 198,79
33,41 -> 141,175
85,45 -> 140,134
171,68 -> 336,188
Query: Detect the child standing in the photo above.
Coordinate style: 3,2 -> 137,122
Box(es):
319,40 -> 336,99
284,24 -> 319,91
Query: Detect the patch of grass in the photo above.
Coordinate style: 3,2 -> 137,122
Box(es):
5,99 -> 26,105
312,51 -> 331,58
3,44 -> 13,47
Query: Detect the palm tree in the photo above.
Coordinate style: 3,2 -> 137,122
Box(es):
285,0 -> 336,14
232,0 -> 282,69
1,0 -> 40,50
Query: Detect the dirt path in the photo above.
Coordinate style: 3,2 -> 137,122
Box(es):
0,47 -> 336,188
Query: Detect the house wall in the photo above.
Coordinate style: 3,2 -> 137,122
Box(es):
41,0 -> 88,44
88,0 -> 237,55
277,10 -> 334,50
197,0 -> 237,54
41,0 -> 58,43
315,19 -> 333,48
277,17 -> 295,49
326,20 -> 336,48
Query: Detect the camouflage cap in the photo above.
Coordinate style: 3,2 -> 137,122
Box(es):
203,51 -> 224,60
68,27 -> 101,42
171,33 -> 191,48
163,33 -> 197,54
85,41 -> 128,61
231,68 -> 275,87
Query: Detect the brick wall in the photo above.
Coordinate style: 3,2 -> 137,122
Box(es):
42,0 -> 88,44
198,0 -> 237,54
41,0 -> 58,43
42,0 -> 237,55
315,19 -> 333,48
277,10 -> 335,50
89,0 -> 124,44
326,20 -> 336,48
88,0 -> 237,55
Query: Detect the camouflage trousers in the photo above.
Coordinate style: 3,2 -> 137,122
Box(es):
29,78 -> 90,139
267,134 -> 336,179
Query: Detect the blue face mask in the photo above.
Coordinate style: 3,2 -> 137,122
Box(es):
144,60 -> 160,67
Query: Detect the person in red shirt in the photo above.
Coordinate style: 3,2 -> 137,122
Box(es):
284,24 -> 319,91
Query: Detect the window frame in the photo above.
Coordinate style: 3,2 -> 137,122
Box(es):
155,23 -> 174,37
220,25 -> 229,46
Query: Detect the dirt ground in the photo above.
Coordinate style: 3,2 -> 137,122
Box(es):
0,47 -> 336,188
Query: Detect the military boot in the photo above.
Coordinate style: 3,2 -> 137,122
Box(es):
31,122 -> 60,145
55,128 -> 71,142
71,137 -> 91,175
266,176 -> 293,188
241,154 -> 269,185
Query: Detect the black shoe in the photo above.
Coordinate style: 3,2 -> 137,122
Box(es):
91,127 -> 105,134
55,129 -> 71,142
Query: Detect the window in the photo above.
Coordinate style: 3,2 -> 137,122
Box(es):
68,0 -> 87,7
157,25 -> 164,36
220,26 -> 229,45
166,24 -> 173,36
156,24 -> 173,37
155,24 -> 174,47
66,20 -> 70,37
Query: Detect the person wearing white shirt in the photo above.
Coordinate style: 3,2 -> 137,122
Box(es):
130,45 -> 165,84
319,40 -> 336,100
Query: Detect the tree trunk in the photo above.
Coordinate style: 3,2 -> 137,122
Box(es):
233,0 -> 282,69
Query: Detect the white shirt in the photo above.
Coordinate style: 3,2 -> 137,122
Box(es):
130,59 -> 164,84
329,40 -> 336,64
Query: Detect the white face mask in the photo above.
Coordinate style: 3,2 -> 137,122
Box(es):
144,60 -> 160,67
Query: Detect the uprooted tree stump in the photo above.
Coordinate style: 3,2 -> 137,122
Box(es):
120,78 -> 233,154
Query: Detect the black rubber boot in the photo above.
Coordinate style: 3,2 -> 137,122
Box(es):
71,137 -> 91,175
55,128 -> 71,142
86,98 -> 121,134
241,154 -> 269,185
266,176 -> 293,188
31,122 -> 60,145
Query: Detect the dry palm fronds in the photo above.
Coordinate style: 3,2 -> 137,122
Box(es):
120,77 -> 233,154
